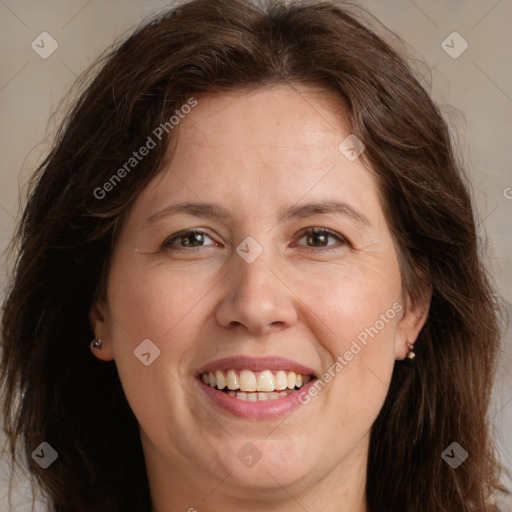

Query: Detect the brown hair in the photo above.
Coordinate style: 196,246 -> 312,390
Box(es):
1,0 -> 509,510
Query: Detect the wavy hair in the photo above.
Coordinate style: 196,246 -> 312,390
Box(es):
1,0 -> 509,510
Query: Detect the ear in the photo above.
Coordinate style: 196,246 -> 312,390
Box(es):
89,301 -> 115,361
395,282 -> 432,360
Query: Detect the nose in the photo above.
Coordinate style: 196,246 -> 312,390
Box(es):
215,247 -> 298,336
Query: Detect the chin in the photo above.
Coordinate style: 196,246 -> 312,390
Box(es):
212,439 -> 313,489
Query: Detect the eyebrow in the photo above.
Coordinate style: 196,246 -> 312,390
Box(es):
145,200 -> 371,227
282,201 -> 370,226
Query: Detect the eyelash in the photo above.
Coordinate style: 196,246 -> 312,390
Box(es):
160,227 -> 349,251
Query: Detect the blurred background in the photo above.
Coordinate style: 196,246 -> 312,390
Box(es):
0,0 -> 511,510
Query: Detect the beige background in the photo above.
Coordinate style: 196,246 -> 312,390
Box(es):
0,0 -> 511,510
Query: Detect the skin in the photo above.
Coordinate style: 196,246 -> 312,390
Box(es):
90,85 -> 430,512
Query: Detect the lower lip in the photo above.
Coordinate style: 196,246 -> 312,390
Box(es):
196,378 -> 317,419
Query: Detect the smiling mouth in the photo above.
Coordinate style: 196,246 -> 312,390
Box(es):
199,369 -> 312,401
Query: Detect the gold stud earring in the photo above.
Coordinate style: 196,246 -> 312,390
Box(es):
407,342 -> 416,359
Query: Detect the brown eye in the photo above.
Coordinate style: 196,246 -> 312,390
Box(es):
162,229 -> 216,249
295,227 -> 348,249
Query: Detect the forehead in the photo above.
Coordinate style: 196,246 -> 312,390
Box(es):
127,85 -> 386,231
178,85 -> 349,151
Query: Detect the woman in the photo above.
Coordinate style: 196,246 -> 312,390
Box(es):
0,0 -> 509,510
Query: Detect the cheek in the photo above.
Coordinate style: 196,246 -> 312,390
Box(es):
105,261 -> 208,432
298,260 -> 401,411
302,260 -> 402,351
106,258 -> 215,371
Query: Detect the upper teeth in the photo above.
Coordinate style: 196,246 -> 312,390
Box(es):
200,369 -> 311,392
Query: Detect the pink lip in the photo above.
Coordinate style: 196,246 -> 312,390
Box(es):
196,377 -> 317,419
195,355 -> 317,377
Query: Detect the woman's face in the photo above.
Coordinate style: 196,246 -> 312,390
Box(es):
91,85 -> 427,505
